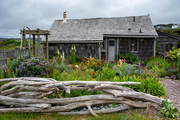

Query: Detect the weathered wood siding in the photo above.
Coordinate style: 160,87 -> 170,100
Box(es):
48,43 -> 99,58
118,38 -> 154,60
157,32 -> 178,53
0,48 -> 44,67
138,39 -> 154,60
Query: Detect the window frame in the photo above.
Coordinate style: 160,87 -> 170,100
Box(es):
130,38 -> 138,52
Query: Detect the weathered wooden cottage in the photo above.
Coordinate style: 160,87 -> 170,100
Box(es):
156,30 -> 180,54
42,12 -> 158,61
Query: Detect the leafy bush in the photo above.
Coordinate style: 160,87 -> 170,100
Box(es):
159,100 -> 179,119
118,52 -> 138,63
98,65 -> 116,81
113,75 -> 165,97
146,57 -> 169,70
159,68 -> 166,77
18,57 -> 49,77
177,53 -> 180,79
166,47 -> 180,61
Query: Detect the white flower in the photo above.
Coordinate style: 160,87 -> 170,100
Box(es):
57,49 -> 60,55
177,52 -> 180,56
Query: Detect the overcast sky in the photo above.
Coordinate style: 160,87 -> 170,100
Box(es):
0,0 -> 180,38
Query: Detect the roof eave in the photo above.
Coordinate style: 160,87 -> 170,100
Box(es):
41,40 -> 103,43
103,34 -> 158,38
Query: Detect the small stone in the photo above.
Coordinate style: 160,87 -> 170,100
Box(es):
83,108 -> 87,111
118,104 -> 122,107
170,75 -> 176,80
109,104 -> 113,107
92,107 -> 97,110
164,76 -> 170,79
100,105 -> 103,108
101,107 -> 105,110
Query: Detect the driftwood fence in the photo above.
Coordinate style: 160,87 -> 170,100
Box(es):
0,48 -> 44,67
0,77 -> 164,116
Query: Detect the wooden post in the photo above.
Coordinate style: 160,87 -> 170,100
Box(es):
23,34 -> 25,49
105,38 -> 108,61
154,39 -> 156,57
117,38 -> 119,60
46,34 -> 49,60
33,35 -> 36,57
99,43 -> 101,60
38,35 -> 40,57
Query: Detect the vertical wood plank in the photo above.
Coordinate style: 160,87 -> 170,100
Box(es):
33,35 -> 36,57
105,38 -> 108,61
154,39 -> 156,57
46,34 -> 49,60
38,35 -> 40,57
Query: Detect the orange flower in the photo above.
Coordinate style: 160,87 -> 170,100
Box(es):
89,71 -> 93,74
90,58 -> 94,61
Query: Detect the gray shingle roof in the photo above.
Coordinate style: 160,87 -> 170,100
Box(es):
42,15 -> 158,43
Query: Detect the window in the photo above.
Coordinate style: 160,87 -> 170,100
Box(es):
110,41 -> 115,46
130,39 -> 137,51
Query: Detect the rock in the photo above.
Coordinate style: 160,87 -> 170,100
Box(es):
83,107 -> 87,111
100,105 -> 103,108
164,76 -> 170,79
108,104 -> 113,107
92,107 -> 97,110
170,75 -> 176,80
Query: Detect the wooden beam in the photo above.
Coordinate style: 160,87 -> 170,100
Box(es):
106,38 -> 108,61
23,34 -> 25,49
46,34 -> 49,60
38,35 -> 40,57
154,39 -> 156,57
33,35 -> 35,57
99,43 -> 101,60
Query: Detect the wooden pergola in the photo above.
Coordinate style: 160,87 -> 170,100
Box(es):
20,27 -> 50,59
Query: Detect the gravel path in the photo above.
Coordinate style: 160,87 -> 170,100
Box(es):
161,79 -> 180,111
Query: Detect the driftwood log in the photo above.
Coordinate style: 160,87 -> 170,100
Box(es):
0,77 -> 164,116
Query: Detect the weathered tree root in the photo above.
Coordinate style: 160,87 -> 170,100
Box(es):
0,77 -> 164,116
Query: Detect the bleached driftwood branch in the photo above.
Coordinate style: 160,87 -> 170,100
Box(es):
0,77 -> 163,116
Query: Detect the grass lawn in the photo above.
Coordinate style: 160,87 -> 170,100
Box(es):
0,108 -> 167,120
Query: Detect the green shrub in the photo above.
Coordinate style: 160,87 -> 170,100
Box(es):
98,65 -> 116,81
177,53 -> 180,79
18,57 -> 49,77
118,52 -> 138,63
166,47 -> 180,61
159,68 -> 166,77
59,90 -> 101,98
146,57 -> 169,70
159,100 -> 179,119
114,75 -> 165,97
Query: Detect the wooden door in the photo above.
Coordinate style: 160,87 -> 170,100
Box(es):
108,40 -> 115,61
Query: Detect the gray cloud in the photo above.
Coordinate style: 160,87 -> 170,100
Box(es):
0,0 -> 180,38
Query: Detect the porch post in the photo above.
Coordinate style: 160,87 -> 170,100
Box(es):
22,33 -> 26,55
33,35 -> 36,57
117,38 -> 119,60
106,38 -> 108,61
154,38 -> 156,57
99,43 -> 101,60
46,34 -> 49,60
38,35 -> 41,57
